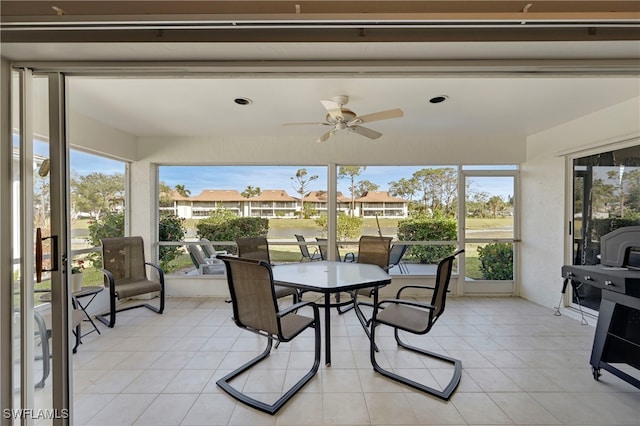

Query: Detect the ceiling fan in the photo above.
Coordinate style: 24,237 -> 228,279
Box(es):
284,95 -> 403,143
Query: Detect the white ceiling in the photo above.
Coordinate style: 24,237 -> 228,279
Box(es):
4,40 -> 640,142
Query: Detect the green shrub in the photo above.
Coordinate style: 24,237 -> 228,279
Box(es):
314,213 -> 363,241
87,210 -> 187,272
592,218 -> 640,240
87,211 -> 125,268
158,213 -> 187,270
196,211 -> 269,253
396,214 -> 457,263
477,242 -> 513,280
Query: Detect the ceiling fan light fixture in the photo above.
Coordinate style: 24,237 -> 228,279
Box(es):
234,97 -> 252,105
429,95 -> 449,104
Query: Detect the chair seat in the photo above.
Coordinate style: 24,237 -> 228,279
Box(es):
115,279 -> 162,299
274,284 -> 298,300
376,303 -> 431,334
280,313 -> 315,340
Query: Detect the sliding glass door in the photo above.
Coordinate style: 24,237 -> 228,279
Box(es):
10,69 -> 73,424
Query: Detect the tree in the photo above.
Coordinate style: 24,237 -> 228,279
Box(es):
174,184 -> 191,197
411,168 -> 457,216
291,168 -> 318,218
159,181 -> 174,208
355,180 -> 379,198
241,185 -> 261,198
71,172 -> 125,218
388,177 -> 417,202
338,166 -> 366,216
486,195 -> 505,217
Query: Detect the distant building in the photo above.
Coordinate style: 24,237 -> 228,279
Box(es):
355,191 -> 408,217
303,191 -> 351,216
248,190 -> 298,218
165,188 -> 408,219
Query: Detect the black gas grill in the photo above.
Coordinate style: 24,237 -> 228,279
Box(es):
561,226 -> 640,389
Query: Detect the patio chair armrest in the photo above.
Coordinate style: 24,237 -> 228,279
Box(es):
343,252 -> 356,262
378,298 -> 436,311
278,300 -> 317,317
145,262 -> 165,284
395,284 -> 435,298
98,268 -> 116,294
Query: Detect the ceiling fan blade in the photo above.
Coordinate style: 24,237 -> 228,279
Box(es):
320,100 -> 344,121
354,108 -> 404,124
317,128 -> 336,143
282,122 -> 330,127
349,125 -> 382,140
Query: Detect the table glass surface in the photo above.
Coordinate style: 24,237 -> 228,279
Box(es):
272,261 -> 390,291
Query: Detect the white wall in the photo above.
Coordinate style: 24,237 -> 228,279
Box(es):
521,97 -> 640,309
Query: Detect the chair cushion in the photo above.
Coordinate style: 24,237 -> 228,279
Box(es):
376,303 -> 430,334
114,279 -> 162,299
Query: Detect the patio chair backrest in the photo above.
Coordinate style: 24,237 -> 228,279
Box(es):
200,237 -> 216,258
219,256 -> 280,335
431,250 -> 464,320
187,244 -> 207,268
236,237 -> 271,263
295,234 -> 312,258
100,236 -> 147,284
357,236 -> 392,269
388,244 -> 409,269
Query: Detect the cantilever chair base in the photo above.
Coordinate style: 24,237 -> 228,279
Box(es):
95,299 -> 164,328
370,330 -> 462,400
217,337 -> 320,415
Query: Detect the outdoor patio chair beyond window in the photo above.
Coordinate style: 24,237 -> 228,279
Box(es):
199,237 -> 217,258
187,244 -> 224,275
216,256 -> 321,414
370,249 -> 464,400
388,243 -> 409,274
315,237 -> 355,262
97,236 -> 165,328
295,234 -> 321,261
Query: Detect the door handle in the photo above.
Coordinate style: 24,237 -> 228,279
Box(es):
35,227 -> 58,283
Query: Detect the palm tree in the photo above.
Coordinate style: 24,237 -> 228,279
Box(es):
174,184 -> 191,197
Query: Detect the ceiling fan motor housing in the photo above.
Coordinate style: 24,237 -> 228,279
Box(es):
326,108 -> 357,124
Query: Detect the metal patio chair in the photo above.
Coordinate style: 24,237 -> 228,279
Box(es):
370,249 -> 464,400
216,256 -> 321,414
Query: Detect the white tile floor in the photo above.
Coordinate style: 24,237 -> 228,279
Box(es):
65,296 -> 639,425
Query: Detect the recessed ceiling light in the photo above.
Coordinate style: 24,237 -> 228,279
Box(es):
234,97 -> 252,105
429,95 -> 448,104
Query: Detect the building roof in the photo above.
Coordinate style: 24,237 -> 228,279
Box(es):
190,189 -> 245,202
249,189 -> 299,202
169,190 -> 191,201
304,190 -> 351,203
355,191 -> 407,203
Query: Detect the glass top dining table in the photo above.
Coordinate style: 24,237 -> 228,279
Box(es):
272,260 -> 391,366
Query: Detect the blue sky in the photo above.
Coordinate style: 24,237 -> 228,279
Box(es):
65,148 -> 515,198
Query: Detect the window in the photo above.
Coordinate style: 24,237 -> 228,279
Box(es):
158,165 -> 327,275
69,150 -> 128,288
571,145 -> 640,311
